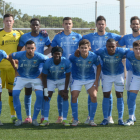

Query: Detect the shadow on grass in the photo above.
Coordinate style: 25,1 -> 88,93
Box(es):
0,123 -> 139,130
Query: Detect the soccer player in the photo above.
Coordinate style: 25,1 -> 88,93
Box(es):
18,18 -> 51,123
118,16 -> 140,122
82,16 -> 122,124
9,40 -> 46,126
0,13 -> 24,123
70,39 -> 101,126
95,38 -> 129,125
40,46 -> 71,126
124,40 -> 140,126
48,17 -> 82,123
0,50 -> 9,125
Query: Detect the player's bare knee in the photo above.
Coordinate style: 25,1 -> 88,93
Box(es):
116,91 -> 123,98
103,92 -> 111,98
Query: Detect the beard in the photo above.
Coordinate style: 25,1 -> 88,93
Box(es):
132,28 -> 139,32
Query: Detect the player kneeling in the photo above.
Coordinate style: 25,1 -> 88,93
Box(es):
70,39 -> 101,126
40,47 -> 71,126
124,40 -> 140,126
9,40 -> 46,126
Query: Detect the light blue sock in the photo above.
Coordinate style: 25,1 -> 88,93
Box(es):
57,94 -> 63,116
90,102 -> 97,120
24,95 -> 31,116
128,92 -> 137,116
108,93 -> 113,117
62,99 -> 69,119
44,98 -> 51,118
13,90 -> 22,120
0,101 -> 2,115
102,97 -> 109,119
32,90 -> 43,120
117,97 -> 124,119
88,95 -> 91,117
71,102 -> 78,120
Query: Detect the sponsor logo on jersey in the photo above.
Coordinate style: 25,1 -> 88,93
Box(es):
39,37 -> 43,41
105,36 -> 108,39
13,33 -> 16,37
72,36 -> 75,40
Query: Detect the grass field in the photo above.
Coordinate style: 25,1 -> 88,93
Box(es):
0,86 -> 140,140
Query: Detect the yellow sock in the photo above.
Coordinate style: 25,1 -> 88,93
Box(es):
9,96 -> 16,116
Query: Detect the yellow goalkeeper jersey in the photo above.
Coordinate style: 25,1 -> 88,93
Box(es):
0,29 -> 24,68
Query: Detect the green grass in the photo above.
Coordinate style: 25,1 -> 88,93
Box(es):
0,86 -> 140,140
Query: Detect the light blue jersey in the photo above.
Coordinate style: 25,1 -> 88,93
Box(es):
51,31 -> 82,59
42,57 -> 71,81
69,51 -> 100,80
119,34 -> 140,71
126,51 -> 140,76
12,51 -> 46,79
95,47 -> 130,75
18,32 -> 51,54
83,32 -> 121,51
0,50 -> 7,62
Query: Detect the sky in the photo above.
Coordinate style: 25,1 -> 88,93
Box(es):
4,0 -> 140,34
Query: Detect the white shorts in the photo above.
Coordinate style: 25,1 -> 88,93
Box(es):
0,78 -> 2,92
102,73 -> 124,92
125,70 -> 132,91
71,79 -> 95,92
13,77 -> 43,91
129,75 -> 140,91
47,78 -> 68,91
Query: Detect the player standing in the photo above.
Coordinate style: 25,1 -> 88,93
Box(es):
124,40 -> 140,126
0,14 -> 24,123
48,17 -> 82,123
9,40 -> 46,126
40,47 -> 71,126
118,16 -> 140,122
83,16 -> 122,124
95,38 -> 129,125
18,18 -> 51,123
0,50 -> 9,125
70,39 -> 101,126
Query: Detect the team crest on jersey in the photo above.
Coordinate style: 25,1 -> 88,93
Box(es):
13,33 -> 16,37
61,66 -> 64,70
72,36 -> 75,40
39,37 -> 43,41
115,55 -> 119,58
88,60 -> 92,64
33,60 -> 37,64
105,36 -> 108,39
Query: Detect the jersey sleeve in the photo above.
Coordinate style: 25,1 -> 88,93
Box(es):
42,60 -> 49,75
65,59 -> 71,73
111,33 -> 122,41
18,35 -> 25,47
51,35 -> 58,47
118,36 -> 125,46
124,48 -> 130,55
11,52 -> 20,60
45,36 -> 51,46
69,54 -> 75,63
0,50 -> 7,62
94,55 -> 100,66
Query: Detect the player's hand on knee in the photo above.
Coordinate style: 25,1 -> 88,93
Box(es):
62,90 -> 69,100
44,96 -> 49,101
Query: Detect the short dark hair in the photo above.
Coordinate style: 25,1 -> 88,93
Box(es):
51,46 -> 63,56
25,40 -> 36,47
3,13 -> 14,19
133,40 -> 140,47
63,17 -> 72,22
130,16 -> 140,24
96,15 -> 106,23
30,18 -> 40,24
79,39 -> 91,48
107,38 -> 116,43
